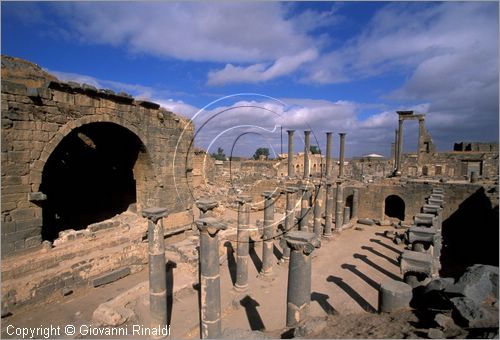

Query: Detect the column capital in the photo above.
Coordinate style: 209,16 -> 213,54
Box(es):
142,207 -> 169,223
236,195 -> 253,204
262,190 -> 279,198
287,129 -> 295,134
196,198 -> 219,213
196,217 -> 227,236
304,130 -> 311,135
285,186 -> 299,194
339,132 -> 346,137
285,231 -> 321,254
326,131 -> 333,136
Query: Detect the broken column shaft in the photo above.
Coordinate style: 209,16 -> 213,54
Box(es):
285,231 -> 320,328
338,133 -> 346,177
235,196 -> 252,291
299,185 -> 312,231
335,180 -> 343,230
343,206 -> 351,226
351,188 -> 359,220
303,131 -> 311,178
287,130 -> 295,178
142,207 -> 169,329
325,132 -> 333,178
323,181 -> 334,238
196,217 -> 227,339
261,191 -> 277,277
313,183 -> 323,236
282,187 -> 299,262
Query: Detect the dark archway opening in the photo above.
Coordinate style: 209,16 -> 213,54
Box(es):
345,194 -> 354,219
40,122 -> 146,241
384,195 -> 405,221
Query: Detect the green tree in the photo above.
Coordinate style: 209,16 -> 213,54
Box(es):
211,147 -> 226,161
310,145 -> 321,154
253,147 -> 270,160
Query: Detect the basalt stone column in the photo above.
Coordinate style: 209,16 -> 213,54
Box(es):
281,187 -> 299,262
338,133 -> 346,178
343,206 -> 351,226
142,207 -> 169,329
323,181 -> 334,238
235,196 -> 252,291
261,191 -> 277,277
351,188 -> 359,220
304,130 -> 311,179
334,180 -> 344,229
313,183 -> 323,237
393,129 -> 399,170
325,132 -> 333,178
196,198 -> 219,218
299,185 -> 312,231
287,130 -> 295,178
196,217 -> 227,339
285,231 -> 321,328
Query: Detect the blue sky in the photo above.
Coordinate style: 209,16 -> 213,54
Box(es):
2,1 -> 498,158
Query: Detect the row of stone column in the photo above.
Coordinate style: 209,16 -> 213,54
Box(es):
287,130 -> 346,179
399,187 -> 445,287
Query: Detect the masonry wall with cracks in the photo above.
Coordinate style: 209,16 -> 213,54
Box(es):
1,56 -> 194,256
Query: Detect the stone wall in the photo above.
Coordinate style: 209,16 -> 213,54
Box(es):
1,56 -> 194,256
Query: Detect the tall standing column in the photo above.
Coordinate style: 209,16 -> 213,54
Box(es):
287,130 -> 295,178
351,188 -> 359,220
338,133 -> 346,178
325,132 -> 333,178
396,117 -> 404,175
142,207 -> 169,329
323,181 -> 333,238
196,217 -> 227,339
261,191 -> 277,277
417,118 -> 425,164
313,183 -> 323,237
281,186 -> 299,262
393,129 -> 399,172
299,185 -> 312,231
285,231 -> 321,328
335,180 -> 343,230
304,131 -> 311,179
235,195 -> 252,291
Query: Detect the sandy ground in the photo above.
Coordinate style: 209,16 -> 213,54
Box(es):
1,216 -> 417,339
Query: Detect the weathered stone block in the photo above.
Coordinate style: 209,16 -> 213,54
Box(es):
378,280 -> 413,313
92,267 -> 131,287
11,208 -> 36,221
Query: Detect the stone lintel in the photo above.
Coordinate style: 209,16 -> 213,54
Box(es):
285,186 -> 299,193
142,207 -> 169,223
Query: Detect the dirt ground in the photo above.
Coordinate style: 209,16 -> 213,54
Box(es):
1,213 -> 427,339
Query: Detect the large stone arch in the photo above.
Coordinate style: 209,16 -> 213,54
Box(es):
35,117 -> 156,241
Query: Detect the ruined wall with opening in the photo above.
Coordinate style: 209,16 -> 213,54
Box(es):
1,56 -> 194,256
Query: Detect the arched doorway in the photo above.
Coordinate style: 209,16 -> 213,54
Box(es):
384,195 -> 405,221
40,122 -> 153,241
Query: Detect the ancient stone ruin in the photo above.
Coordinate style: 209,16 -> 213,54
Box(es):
1,56 -> 498,339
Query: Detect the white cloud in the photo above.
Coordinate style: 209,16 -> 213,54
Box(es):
207,49 -> 318,85
49,2 -> 316,64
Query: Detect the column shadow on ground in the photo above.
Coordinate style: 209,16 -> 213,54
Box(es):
240,295 -> 266,331
311,292 -> 337,315
249,242 -> 263,272
340,263 -> 380,290
361,246 -> 399,266
369,238 -> 402,255
165,260 -> 177,326
224,241 -> 237,285
353,253 -> 402,282
326,275 -> 376,313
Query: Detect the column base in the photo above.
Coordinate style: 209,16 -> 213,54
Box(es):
258,271 -> 275,281
322,233 -> 333,239
233,283 -> 248,292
